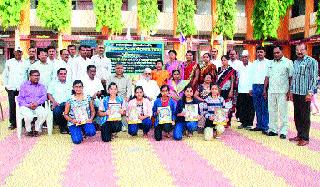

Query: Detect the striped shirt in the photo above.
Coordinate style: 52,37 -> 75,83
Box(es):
203,96 -> 224,119
291,55 -> 318,95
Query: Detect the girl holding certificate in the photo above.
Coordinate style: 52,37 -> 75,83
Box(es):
153,85 -> 176,141
126,86 -> 152,137
97,82 -> 125,142
174,85 -> 200,140
203,84 -> 227,140
63,80 -> 96,144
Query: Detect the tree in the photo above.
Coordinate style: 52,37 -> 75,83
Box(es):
176,0 -> 196,36
138,0 -> 159,35
36,0 -> 71,32
213,0 -> 237,39
93,0 -> 123,34
0,0 -> 27,30
252,0 -> 294,40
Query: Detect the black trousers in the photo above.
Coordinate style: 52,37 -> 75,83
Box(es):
7,90 -> 19,125
236,93 -> 254,127
293,94 -> 311,141
101,121 -> 122,142
154,123 -> 172,141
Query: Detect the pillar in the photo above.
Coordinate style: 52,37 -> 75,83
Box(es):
304,0 -> 314,56
245,0 -> 255,62
277,8 -> 291,59
18,0 -> 30,58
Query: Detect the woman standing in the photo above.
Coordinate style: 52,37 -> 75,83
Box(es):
216,55 -> 235,127
64,80 -> 96,144
153,85 -> 176,141
97,82 -> 125,142
126,86 -> 152,137
165,50 -> 184,78
199,53 -> 217,84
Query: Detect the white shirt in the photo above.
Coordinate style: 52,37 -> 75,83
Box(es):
72,56 -> 93,81
29,61 -> 54,88
237,62 -> 252,93
91,55 -> 112,80
48,80 -> 72,103
47,57 -> 59,64
81,75 -> 104,97
53,59 -> 73,83
211,59 -> 222,68
228,59 -> 242,71
135,78 -> 160,101
250,58 -> 270,85
2,58 -> 28,90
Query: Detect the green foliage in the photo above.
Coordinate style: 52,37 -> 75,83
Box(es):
138,0 -> 159,34
93,0 -> 123,34
252,0 -> 280,40
36,0 -> 71,32
0,0 -> 27,30
278,0 -> 294,17
317,1 -> 320,34
213,0 -> 237,39
176,0 -> 196,36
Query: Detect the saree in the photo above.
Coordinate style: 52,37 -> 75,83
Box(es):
199,62 -> 217,84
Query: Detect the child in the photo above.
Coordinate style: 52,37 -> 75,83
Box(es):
203,84 -> 227,140
153,85 -> 176,141
126,86 -> 152,137
97,82 -> 126,142
173,85 -> 200,140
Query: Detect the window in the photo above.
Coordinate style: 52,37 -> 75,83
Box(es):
158,0 -> 163,12
196,0 -> 211,15
162,0 -> 173,13
236,0 -> 245,17
291,0 -> 306,18
122,0 -> 128,11
315,0 -> 319,12
76,0 -> 93,10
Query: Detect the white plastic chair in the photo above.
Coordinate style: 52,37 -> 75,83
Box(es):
15,96 -> 53,139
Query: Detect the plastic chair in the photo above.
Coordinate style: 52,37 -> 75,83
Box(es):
15,96 -> 53,139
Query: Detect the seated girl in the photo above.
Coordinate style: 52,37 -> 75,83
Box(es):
203,84 -> 228,140
63,80 -> 96,144
97,82 -> 126,142
152,85 -> 176,141
126,86 -> 152,137
173,85 -> 200,140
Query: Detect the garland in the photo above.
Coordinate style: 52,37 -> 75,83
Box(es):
36,0 -> 71,32
93,0 -> 123,34
176,0 -> 196,36
138,0 -> 159,35
213,0 -> 237,39
0,0 -> 27,30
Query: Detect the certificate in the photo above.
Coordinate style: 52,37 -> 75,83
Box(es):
184,104 -> 198,121
107,103 -> 122,121
73,106 -> 89,125
158,106 -> 172,124
128,106 -> 142,124
213,108 -> 227,126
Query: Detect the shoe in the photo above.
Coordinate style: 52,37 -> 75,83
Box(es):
26,131 -> 33,137
262,131 -> 268,135
289,136 -> 301,141
297,140 -> 309,146
60,130 -> 68,134
8,124 -> 17,130
33,131 -> 39,137
280,134 -> 286,139
250,127 -> 262,131
267,131 -> 278,136
245,126 -> 253,130
237,125 -> 246,129
122,126 -> 127,132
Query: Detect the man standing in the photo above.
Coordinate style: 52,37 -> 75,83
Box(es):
249,46 -> 269,134
264,45 -> 293,139
25,47 -> 38,67
54,49 -> 73,83
91,43 -> 112,91
210,47 -> 221,68
237,50 -> 254,129
29,49 -> 54,88
82,65 -> 104,99
2,46 -> 28,129
17,70 -> 48,137
290,43 -> 318,146
72,45 -> 93,80
228,49 -> 241,71
67,44 -> 77,59
48,68 -> 72,134
47,46 -> 58,64
183,50 -> 200,91
136,68 -> 160,102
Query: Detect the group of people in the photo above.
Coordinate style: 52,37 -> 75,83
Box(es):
2,42 -> 318,146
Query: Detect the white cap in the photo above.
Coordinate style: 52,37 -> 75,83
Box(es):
144,68 -> 152,73
15,46 -> 22,52
242,50 -> 249,56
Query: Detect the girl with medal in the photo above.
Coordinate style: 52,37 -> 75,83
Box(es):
63,80 -> 96,144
